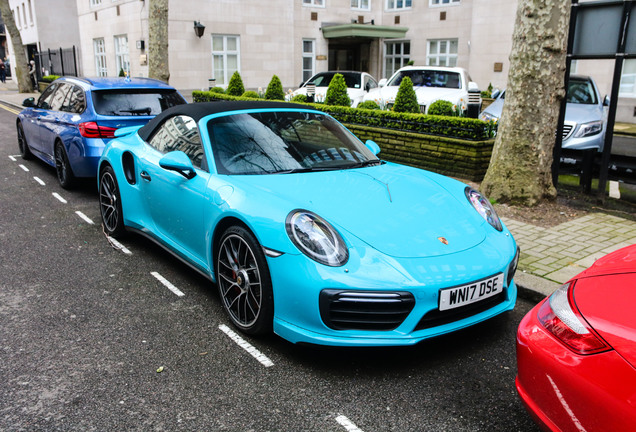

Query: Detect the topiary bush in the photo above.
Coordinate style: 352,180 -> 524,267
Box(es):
427,100 -> 456,116
291,94 -> 308,103
357,100 -> 380,110
324,73 -> 351,107
392,77 -> 420,113
226,71 -> 245,96
241,90 -> 260,99
265,75 -> 285,100
209,86 -> 225,94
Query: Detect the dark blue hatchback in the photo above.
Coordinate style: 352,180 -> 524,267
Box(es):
17,76 -> 186,188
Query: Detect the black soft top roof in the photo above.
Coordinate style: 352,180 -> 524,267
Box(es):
138,100 -> 315,141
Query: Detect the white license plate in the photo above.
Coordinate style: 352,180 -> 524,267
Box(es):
438,273 -> 504,311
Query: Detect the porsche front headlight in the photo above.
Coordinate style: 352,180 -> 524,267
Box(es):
465,187 -> 503,232
286,210 -> 349,266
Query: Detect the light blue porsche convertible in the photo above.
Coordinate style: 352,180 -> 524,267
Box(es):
98,101 -> 519,346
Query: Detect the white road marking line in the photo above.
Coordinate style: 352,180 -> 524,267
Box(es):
33,176 -> 45,186
609,180 -> 621,199
336,415 -> 364,432
52,192 -> 67,204
151,271 -> 185,297
18,164 -> 29,172
75,211 -> 95,225
107,236 -> 132,255
9,155 -> 16,161
219,324 -> 274,368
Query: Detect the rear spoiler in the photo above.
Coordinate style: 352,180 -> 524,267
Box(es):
114,125 -> 143,137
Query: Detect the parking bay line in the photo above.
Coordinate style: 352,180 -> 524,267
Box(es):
151,271 -> 185,297
106,236 -> 132,255
8,155 -> 17,161
52,192 -> 67,204
18,164 -> 29,172
335,415 -> 364,432
219,324 -> 274,368
75,211 -> 95,225
33,176 -> 45,186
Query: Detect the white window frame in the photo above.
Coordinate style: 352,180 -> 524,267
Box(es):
28,0 -> 34,25
429,0 -> 460,7
386,0 -> 412,11
114,35 -> 130,76
384,40 -> 410,78
426,39 -> 458,67
93,38 -> 107,77
351,0 -> 370,10
211,35 -> 241,87
302,0 -> 325,7
15,6 -> 21,29
302,39 -> 315,83
90,0 -> 102,7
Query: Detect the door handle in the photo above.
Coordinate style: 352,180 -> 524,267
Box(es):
140,171 -> 151,181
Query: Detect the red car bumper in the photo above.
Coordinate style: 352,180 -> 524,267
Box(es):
516,299 -> 636,432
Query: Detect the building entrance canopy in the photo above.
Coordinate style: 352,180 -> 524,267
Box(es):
321,24 -> 408,40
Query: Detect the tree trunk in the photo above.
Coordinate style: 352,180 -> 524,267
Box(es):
481,0 -> 570,206
0,0 -> 34,92
148,0 -> 170,83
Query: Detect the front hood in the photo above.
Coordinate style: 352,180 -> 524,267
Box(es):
230,164 -> 487,258
565,103 -> 604,125
574,271 -> 636,369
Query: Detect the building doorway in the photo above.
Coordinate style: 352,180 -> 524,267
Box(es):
328,40 -> 371,72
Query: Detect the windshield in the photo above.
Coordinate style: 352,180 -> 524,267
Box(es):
92,89 -> 186,116
567,78 -> 598,105
208,111 -> 379,175
305,72 -> 362,89
387,69 -> 462,89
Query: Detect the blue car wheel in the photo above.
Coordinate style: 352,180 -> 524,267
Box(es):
55,142 -> 76,189
99,165 -> 126,238
216,226 -> 274,335
17,122 -> 32,160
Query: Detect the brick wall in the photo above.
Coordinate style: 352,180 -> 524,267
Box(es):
345,124 -> 495,181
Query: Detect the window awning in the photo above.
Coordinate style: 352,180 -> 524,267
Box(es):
321,24 -> 408,40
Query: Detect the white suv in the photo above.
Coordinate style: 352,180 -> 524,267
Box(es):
364,66 -> 481,116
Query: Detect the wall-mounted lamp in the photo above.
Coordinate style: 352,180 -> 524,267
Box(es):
194,21 -> 205,38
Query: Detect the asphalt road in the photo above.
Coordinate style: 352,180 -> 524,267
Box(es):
0,105 -> 540,431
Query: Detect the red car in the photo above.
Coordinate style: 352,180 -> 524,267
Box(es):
516,244 -> 636,432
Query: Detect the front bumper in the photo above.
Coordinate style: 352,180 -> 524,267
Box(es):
267,230 -> 518,346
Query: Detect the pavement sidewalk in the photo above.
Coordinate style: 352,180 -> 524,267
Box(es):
1,82 -> 634,303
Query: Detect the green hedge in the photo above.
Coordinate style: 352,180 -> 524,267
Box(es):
192,90 -> 496,141
40,75 -> 60,83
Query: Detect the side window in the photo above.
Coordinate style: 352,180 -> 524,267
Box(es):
37,83 -> 58,110
49,83 -> 72,111
61,86 -> 86,113
148,115 -> 206,170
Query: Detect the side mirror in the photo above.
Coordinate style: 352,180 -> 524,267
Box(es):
467,81 -> 480,92
159,151 -> 196,179
379,78 -> 387,88
22,97 -> 36,108
365,82 -> 371,92
491,89 -> 501,99
365,140 -> 381,156
603,95 -> 610,107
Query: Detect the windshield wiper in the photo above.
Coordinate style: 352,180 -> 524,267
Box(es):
119,107 -> 152,115
274,166 -> 339,174
344,159 -> 383,169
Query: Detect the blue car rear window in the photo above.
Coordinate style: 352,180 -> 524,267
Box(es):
91,89 -> 185,116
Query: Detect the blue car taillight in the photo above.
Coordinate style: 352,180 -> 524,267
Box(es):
79,121 -> 118,139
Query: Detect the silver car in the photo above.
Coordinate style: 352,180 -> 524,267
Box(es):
480,75 -> 609,151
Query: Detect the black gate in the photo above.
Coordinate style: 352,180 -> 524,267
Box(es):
34,46 -> 79,80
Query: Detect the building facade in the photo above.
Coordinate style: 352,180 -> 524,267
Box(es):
75,0 -> 521,94
5,0 -> 81,77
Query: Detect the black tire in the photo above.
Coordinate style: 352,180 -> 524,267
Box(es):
54,141 -> 76,189
215,226 -> 274,335
17,122 -> 32,160
99,165 -> 127,238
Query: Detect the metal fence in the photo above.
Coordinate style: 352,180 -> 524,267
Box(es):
34,46 -> 79,80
